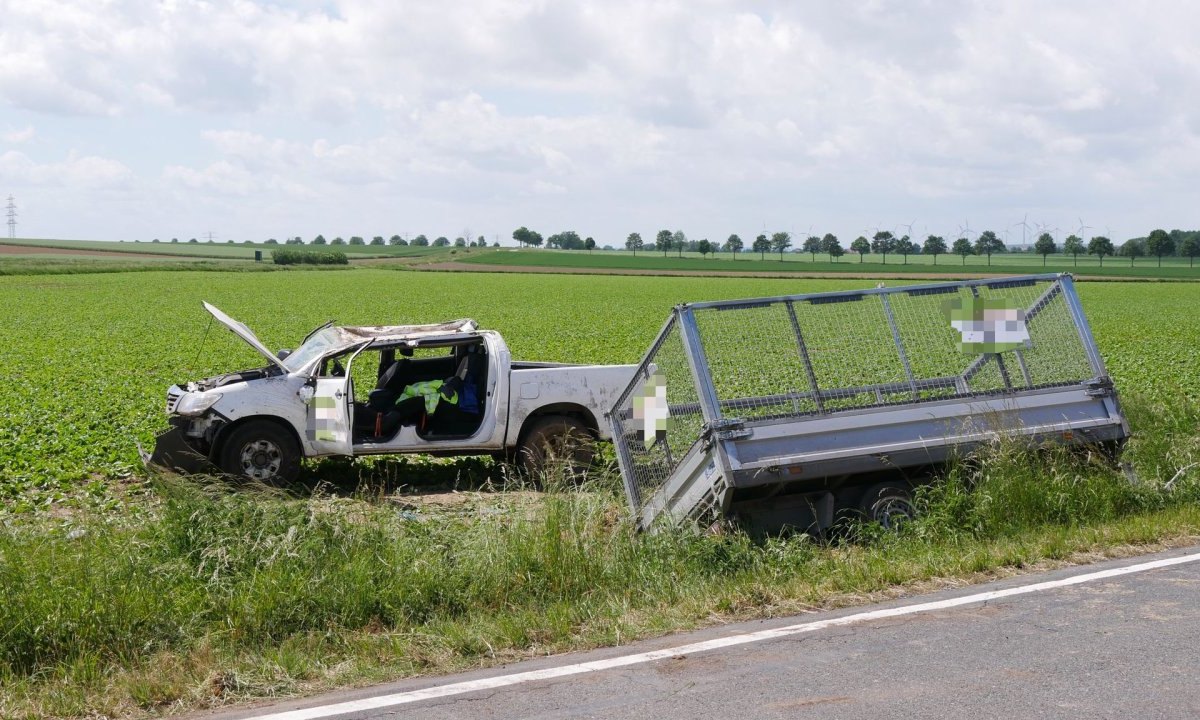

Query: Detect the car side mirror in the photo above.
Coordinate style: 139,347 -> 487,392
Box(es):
276,349 -> 292,360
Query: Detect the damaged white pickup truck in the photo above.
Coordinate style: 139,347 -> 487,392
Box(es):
146,302 -> 636,483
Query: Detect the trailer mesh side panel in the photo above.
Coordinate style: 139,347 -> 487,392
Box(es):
610,317 -> 706,512
610,275 -> 1105,521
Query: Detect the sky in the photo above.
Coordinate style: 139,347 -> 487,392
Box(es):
1,0 -> 1198,247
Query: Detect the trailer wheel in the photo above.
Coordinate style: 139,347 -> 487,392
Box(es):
218,420 -> 301,485
518,415 -> 595,481
860,482 -> 915,529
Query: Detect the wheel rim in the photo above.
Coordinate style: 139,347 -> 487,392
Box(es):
238,438 -> 283,481
870,494 -> 915,529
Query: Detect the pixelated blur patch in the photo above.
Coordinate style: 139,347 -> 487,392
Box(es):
306,388 -> 346,443
944,297 -> 1030,353
632,370 -> 670,446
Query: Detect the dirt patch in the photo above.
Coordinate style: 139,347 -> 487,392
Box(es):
414,261 -> 1173,282
0,243 -> 168,259
417,261 -> 999,280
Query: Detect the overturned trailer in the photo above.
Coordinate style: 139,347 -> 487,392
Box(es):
607,273 -> 1129,533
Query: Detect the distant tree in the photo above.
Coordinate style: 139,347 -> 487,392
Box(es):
1145,229 -> 1175,267
625,232 -> 644,255
152,238 -> 160,243
1120,239 -> 1145,267
512,226 -> 532,248
454,237 -> 466,247
331,237 -> 346,245
671,230 -> 687,258
896,236 -> 917,265
169,238 -> 178,243
313,235 -> 327,245
1063,235 -> 1084,267
370,236 -> 385,246
770,231 -> 791,260
429,236 -> 447,247
1031,233 -> 1055,266
952,237 -> 973,265
349,236 -> 365,245
556,230 -> 584,250
412,234 -> 429,247
389,234 -> 403,245
802,235 -> 822,261
871,231 -> 895,264
656,229 -> 673,256
724,234 -> 743,258
585,237 -> 596,252
492,241 -> 500,247
265,238 -> 278,245
819,233 -> 839,262
752,234 -> 771,260
923,235 -> 947,265
1088,236 -> 1115,267
1180,235 -> 1200,268
974,230 -> 1004,266
819,234 -> 841,262
697,238 -> 712,257
850,236 -> 870,262
188,237 -> 199,244
527,231 -> 543,248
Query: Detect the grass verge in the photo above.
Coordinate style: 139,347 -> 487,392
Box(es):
1,396 -> 1198,718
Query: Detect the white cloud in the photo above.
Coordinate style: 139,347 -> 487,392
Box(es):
2,1 -> 1200,241
0,150 -> 132,187
2,126 -> 35,144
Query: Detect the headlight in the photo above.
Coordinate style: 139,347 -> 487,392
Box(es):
174,392 -> 222,417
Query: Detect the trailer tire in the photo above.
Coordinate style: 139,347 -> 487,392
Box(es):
218,420 -> 301,486
860,481 -> 915,529
517,415 -> 595,482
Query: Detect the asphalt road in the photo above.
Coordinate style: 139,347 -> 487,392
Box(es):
205,546 -> 1200,720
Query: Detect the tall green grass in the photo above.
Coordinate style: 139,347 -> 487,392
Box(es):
1,396 -> 1198,717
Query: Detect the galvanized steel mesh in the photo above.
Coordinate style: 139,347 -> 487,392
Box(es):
610,275 -> 1099,516
610,318 -> 707,512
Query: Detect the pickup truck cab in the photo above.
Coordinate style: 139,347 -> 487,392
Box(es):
148,302 -> 636,483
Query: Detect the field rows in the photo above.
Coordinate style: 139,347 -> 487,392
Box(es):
0,269 -> 1196,504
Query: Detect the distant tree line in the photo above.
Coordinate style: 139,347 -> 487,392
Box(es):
271,249 -> 348,266
189,226 -> 1200,268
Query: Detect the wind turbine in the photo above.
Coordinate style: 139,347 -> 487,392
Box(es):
1076,217 -> 1092,243
1021,213 -> 1033,247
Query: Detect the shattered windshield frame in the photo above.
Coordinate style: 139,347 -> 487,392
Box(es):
282,327 -> 341,373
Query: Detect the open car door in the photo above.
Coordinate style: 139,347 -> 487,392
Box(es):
306,342 -> 371,457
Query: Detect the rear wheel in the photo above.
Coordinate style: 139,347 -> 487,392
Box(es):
517,415 -> 595,481
859,481 -> 915,529
218,420 -> 301,485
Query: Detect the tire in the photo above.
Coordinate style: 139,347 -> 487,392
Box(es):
859,481 -> 915,529
516,415 -> 595,481
217,420 -> 302,485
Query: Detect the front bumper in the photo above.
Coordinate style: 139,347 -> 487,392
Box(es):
140,417 -> 218,475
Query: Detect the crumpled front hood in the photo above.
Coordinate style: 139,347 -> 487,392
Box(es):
203,301 -> 288,373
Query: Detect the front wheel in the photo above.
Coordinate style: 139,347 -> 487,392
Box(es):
218,420 -> 302,485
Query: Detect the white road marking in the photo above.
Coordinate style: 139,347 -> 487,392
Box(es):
246,550 -> 1200,720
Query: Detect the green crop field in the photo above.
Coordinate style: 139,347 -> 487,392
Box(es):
3,265 -> 1199,718
0,238 -> 459,261
0,268 -> 1195,506
457,247 -> 1200,279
